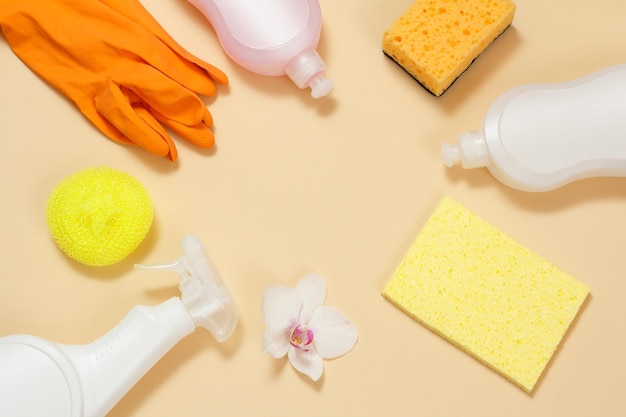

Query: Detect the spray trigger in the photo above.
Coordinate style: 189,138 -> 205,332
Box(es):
135,235 -> 238,342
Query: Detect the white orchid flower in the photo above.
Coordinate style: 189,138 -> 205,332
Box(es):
261,273 -> 358,381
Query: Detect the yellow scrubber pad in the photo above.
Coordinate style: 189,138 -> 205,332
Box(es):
46,167 -> 153,267
382,0 -> 516,96
382,196 -> 589,392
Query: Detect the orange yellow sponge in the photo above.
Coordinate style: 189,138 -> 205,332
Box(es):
382,0 -> 516,96
382,196 -> 589,392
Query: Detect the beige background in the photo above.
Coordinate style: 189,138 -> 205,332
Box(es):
1,0 -> 625,416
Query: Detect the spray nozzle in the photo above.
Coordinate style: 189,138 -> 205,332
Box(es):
135,235 -> 238,342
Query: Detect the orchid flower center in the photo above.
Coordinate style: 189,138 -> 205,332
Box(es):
289,324 -> 314,351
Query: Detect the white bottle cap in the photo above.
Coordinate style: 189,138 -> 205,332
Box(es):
285,49 -> 333,98
441,130 -> 490,169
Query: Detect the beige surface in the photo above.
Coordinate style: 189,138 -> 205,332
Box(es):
1,0 -> 625,416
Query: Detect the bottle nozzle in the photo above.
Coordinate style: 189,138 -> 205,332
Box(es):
309,74 -> 334,99
285,49 -> 333,98
441,130 -> 490,169
441,142 -> 462,167
135,235 -> 238,342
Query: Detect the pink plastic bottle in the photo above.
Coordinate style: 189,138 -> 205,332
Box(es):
187,0 -> 333,98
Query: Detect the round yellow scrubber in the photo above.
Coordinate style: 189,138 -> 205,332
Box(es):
46,167 -> 154,267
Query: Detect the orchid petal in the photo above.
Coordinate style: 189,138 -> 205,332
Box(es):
262,285 -> 302,334
309,305 -> 358,359
296,273 -> 326,323
262,329 -> 290,358
287,346 -> 324,381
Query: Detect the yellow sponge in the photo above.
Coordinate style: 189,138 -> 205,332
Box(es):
46,167 -> 153,267
382,196 -> 589,392
383,0 -> 516,96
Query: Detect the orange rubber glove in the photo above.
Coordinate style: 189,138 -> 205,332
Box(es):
0,0 -> 227,160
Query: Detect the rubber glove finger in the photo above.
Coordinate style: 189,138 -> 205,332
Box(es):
115,66 -> 210,127
125,88 -> 181,148
97,0 -> 228,92
95,79 -> 177,160
76,103 -> 136,147
133,104 -> 179,160
151,106 -> 215,149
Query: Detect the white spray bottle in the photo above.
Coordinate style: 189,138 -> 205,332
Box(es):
0,235 -> 238,417
187,0 -> 333,98
440,64 -> 626,191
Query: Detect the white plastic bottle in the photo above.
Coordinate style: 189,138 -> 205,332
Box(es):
440,64 -> 626,192
187,0 -> 333,98
0,235 -> 238,417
